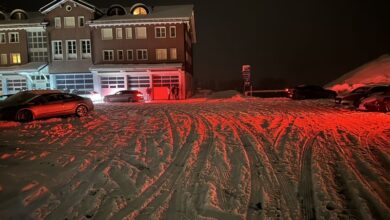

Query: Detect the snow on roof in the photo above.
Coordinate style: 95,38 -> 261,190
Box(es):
90,63 -> 183,72
207,90 -> 245,100
0,12 -> 45,27
0,62 -> 48,74
94,5 -> 194,22
326,55 -> 390,93
39,0 -> 102,14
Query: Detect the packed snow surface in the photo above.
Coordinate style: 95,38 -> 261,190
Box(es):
326,55 -> 390,93
0,98 -> 389,219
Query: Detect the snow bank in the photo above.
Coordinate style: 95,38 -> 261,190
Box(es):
326,55 -> 390,93
207,90 -> 244,100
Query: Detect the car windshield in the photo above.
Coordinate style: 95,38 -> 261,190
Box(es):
3,92 -> 37,104
351,87 -> 370,94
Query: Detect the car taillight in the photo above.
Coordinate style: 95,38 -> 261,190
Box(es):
136,93 -> 143,97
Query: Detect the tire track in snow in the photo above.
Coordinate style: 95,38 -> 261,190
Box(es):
134,109 -> 216,219
198,109 -> 286,219
331,129 -> 390,219
112,109 -> 199,219
298,136 -> 317,220
39,105 -> 154,219
231,110 -> 300,219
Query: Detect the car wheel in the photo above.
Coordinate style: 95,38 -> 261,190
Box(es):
16,110 -> 33,122
128,97 -> 133,102
293,93 -> 304,100
76,105 -> 88,117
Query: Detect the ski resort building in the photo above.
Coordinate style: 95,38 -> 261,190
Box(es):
0,0 -> 196,100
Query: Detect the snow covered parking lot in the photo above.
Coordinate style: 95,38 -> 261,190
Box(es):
0,97 -> 389,219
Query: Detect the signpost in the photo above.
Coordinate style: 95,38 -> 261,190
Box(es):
242,65 -> 252,96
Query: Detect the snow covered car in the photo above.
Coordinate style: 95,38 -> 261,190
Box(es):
286,85 -> 337,100
71,90 -> 102,102
103,90 -> 144,102
357,91 -> 390,112
0,90 -> 94,122
335,85 -> 390,107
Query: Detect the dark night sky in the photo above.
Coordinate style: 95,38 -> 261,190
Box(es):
2,0 -> 390,88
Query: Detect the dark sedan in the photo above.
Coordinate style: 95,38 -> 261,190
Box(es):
286,85 -> 337,100
0,94 -> 13,101
335,85 -> 390,107
103,90 -> 144,102
0,90 -> 94,122
357,91 -> 390,112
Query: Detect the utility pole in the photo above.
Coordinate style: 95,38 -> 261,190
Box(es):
242,65 -> 252,96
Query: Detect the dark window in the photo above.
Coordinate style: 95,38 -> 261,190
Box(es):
107,6 -> 126,16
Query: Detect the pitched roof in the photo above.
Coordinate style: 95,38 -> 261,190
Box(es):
93,5 -> 194,23
0,62 -> 48,74
0,12 -> 46,27
39,0 -> 102,14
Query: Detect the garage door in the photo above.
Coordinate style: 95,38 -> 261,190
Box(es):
100,76 -> 125,96
152,75 -> 179,100
7,78 -> 27,94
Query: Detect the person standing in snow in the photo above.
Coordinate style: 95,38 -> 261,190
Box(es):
146,87 -> 152,101
174,85 -> 179,100
167,85 -> 171,100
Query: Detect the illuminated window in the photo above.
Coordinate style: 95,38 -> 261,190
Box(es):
136,49 -> 148,60
125,27 -> 132,39
170,48 -> 177,60
54,17 -> 61,28
116,28 -> 123,39
0,33 -> 5,43
101,28 -> 113,40
64,17 -> 75,28
1,54 -> 7,64
170,26 -> 176,38
156,49 -> 167,60
135,27 -> 147,39
117,50 -> 124,60
78,16 -> 85,27
127,50 -> 133,60
10,53 -> 21,64
132,7 -> 148,15
103,50 -> 114,61
155,27 -> 166,38
9,32 -> 19,43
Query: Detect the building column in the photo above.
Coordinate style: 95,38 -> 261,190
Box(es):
92,72 -> 101,95
0,76 -> 6,95
179,69 -> 185,99
49,74 -> 56,89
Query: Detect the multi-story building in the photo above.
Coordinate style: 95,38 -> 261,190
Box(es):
0,0 -> 196,100
0,9 -> 49,94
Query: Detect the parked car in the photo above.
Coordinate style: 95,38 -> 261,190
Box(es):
286,85 -> 337,100
0,94 -> 13,102
335,85 -> 390,107
0,90 -> 94,122
72,90 -> 102,102
103,90 -> 144,102
357,91 -> 390,112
